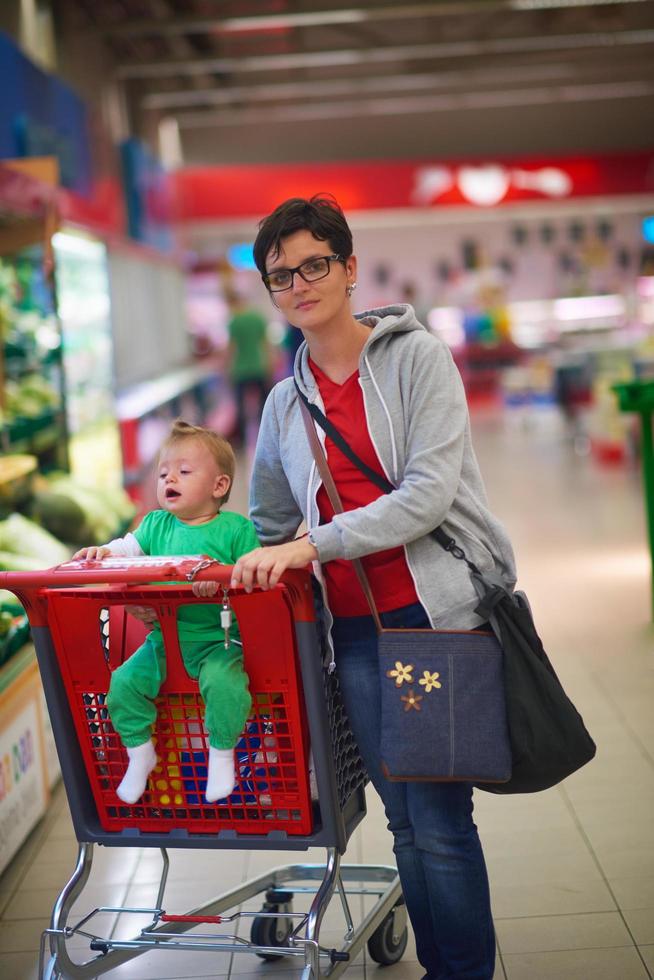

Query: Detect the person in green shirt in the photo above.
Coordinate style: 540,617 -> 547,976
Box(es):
226,290 -> 272,446
74,420 -> 259,806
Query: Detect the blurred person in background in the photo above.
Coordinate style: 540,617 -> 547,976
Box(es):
231,194 -> 516,980
401,279 -> 433,330
225,289 -> 272,446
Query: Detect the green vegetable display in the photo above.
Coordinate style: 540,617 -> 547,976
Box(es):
3,374 -> 59,420
0,589 -> 25,614
0,610 -> 13,636
0,551 -> 44,572
0,512 -> 71,565
30,475 -> 136,545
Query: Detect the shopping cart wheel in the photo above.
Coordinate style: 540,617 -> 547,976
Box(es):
367,906 -> 408,965
251,904 -> 293,960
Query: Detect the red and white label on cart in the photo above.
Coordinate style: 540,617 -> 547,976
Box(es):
58,556 -> 207,569
11,556 -> 229,589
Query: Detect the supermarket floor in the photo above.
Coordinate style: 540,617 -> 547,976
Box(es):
1,403 -> 653,980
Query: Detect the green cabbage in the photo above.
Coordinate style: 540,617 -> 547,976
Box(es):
0,513 -> 70,564
0,551 -> 47,572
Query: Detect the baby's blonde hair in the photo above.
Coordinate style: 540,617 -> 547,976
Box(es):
161,419 -> 236,505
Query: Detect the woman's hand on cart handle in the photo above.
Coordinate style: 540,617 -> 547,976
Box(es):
231,539 -> 318,592
72,546 -> 112,561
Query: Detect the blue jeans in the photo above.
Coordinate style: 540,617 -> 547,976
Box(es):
332,602 -> 495,980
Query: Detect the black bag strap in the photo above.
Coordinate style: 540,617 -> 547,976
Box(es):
294,380 -> 481,576
297,395 -> 384,634
295,383 -> 392,494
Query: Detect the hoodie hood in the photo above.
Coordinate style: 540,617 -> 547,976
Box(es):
295,303 -> 426,398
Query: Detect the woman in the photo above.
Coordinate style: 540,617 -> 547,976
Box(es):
231,195 -> 516,980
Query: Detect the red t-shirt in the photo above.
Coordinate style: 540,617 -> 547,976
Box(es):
310,357 -> 419,616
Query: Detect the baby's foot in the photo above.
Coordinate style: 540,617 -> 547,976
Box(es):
205,747 -> 236,803
116,741 -> 157,804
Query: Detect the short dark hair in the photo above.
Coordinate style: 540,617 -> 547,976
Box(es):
253,194 -> 353,280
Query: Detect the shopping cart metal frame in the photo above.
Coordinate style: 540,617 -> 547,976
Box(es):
2,559 -> 407,980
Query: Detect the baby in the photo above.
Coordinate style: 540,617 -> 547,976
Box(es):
74,419 -> 259,805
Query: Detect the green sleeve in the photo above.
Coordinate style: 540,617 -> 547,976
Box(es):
132,513 -> 153,555
231,519 -> 260,561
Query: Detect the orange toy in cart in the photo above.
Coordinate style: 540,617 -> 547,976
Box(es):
46,566 -> 313,836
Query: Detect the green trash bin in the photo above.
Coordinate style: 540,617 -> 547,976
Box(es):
613,379 -> 654,619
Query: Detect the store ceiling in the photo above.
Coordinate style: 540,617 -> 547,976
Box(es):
55,0 -> 654,165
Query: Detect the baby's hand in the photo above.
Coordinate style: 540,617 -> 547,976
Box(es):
72,546 -> 112,561
125,605 -> 157,627
192,581 -> 219,598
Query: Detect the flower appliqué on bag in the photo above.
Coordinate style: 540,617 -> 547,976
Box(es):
387,661 -> 414,687
401,689 -> 423,712
419,670 -> 442,693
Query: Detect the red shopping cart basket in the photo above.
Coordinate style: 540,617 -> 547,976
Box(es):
14,557 -> 315,835
3,557 -> 368,853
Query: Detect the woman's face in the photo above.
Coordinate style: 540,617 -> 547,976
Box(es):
265,229 -> 357,331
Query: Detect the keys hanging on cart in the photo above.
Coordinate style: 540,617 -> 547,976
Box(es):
221,588 -> 233,649
186,558 -> 241,649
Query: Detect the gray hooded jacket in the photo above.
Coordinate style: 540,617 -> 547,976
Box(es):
249,304 -> 516,636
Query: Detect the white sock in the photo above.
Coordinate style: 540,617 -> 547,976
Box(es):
205,747 -> 236,803
116,741 -> 157,804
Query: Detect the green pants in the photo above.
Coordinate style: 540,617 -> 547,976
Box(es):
106,630 -> 252,750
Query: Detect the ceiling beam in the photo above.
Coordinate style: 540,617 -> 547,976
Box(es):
99,0 -> 654,38
145,0 -> 216,91
172,78 -> 654,128
116,28 -> 654,78
141,59 -> 644,110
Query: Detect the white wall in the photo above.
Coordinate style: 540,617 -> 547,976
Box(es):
109,248 -> 191,391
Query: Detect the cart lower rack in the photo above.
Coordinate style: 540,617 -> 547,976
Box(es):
2,558 -> 407,979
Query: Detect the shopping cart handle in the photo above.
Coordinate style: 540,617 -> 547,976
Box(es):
0,555 -> 319,592
0,558 -> 317,626
0,556 -> 233,589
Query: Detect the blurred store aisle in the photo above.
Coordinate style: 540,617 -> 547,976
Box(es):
0,404 -> 653,980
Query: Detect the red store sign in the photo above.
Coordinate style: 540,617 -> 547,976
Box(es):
175,151 -> 654,221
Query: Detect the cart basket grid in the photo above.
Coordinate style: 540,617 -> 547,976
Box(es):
45,582 -> 314,834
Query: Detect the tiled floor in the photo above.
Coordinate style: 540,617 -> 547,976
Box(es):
1,403 -> 653,979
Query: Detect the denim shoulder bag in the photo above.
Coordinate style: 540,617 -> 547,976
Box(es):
296,387 -> 512,784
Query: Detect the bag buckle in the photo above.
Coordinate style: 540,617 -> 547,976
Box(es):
444,537 -> 466,561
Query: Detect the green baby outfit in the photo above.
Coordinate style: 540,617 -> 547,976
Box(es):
106,510 -> 259,750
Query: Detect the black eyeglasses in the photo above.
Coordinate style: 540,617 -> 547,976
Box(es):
263,254 -> 344,292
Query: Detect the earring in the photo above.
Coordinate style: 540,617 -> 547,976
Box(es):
346,281 -> 357,297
